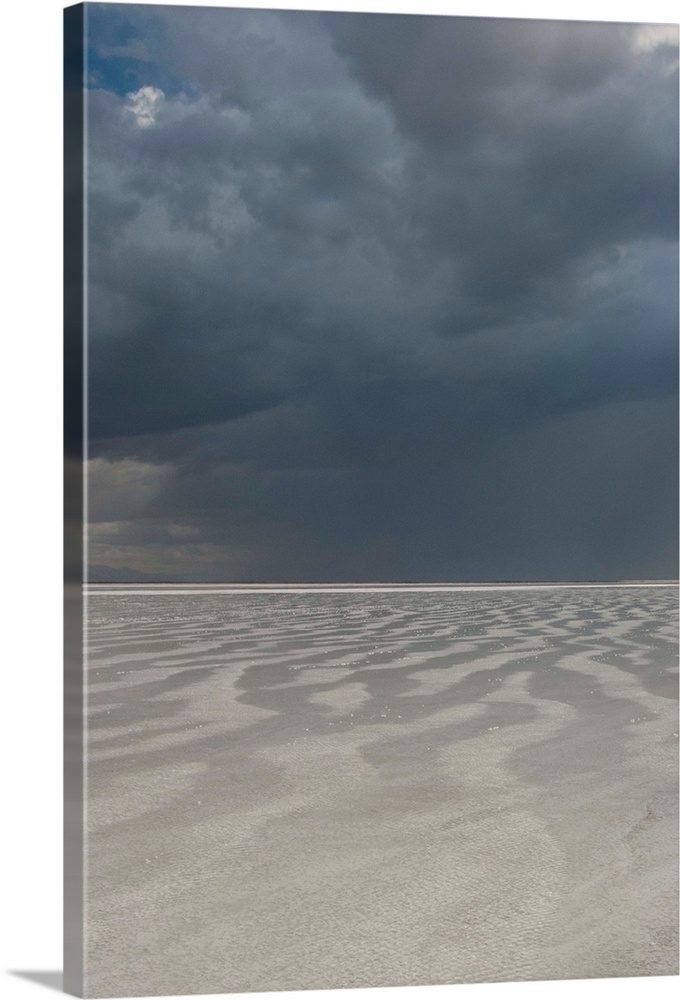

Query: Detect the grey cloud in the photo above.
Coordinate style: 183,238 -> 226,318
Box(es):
84,7 -> 678,581
89,395 -> 677,582
326,14 -> 677,320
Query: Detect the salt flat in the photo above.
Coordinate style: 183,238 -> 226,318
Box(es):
83,586 -> 678,997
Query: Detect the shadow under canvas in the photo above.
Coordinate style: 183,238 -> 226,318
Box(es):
10,972 -> 64,993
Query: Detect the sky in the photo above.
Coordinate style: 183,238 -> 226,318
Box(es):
79,2 -> 679,582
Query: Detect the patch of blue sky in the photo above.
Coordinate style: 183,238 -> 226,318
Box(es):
84,2 -> 196,100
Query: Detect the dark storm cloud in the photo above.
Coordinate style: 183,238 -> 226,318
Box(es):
84,6 -> 678,580
326,14 -> 678,326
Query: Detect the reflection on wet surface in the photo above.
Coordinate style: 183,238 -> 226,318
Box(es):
84,587 -> 678,997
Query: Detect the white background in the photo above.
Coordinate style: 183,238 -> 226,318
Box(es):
1,1 -> 677,999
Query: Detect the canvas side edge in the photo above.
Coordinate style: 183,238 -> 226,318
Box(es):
64,4 -> 86,996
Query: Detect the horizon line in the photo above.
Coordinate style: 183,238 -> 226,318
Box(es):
84,578 -> 679,585
83,580 -> 679,592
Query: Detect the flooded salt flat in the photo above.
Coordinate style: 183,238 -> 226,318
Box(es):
83,586 -> 678,997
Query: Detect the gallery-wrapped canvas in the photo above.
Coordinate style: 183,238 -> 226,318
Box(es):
64,3 -> 679,997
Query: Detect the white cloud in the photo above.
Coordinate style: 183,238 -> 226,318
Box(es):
632,24 -> 678,53
125,85 -> 165,128
632,24 -> 679,74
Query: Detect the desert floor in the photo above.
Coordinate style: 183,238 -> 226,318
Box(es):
83,585 -> 678,996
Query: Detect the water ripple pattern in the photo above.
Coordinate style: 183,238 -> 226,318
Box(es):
84,585 -> 679,997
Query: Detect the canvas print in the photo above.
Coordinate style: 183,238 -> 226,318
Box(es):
64,3 -> 679,997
